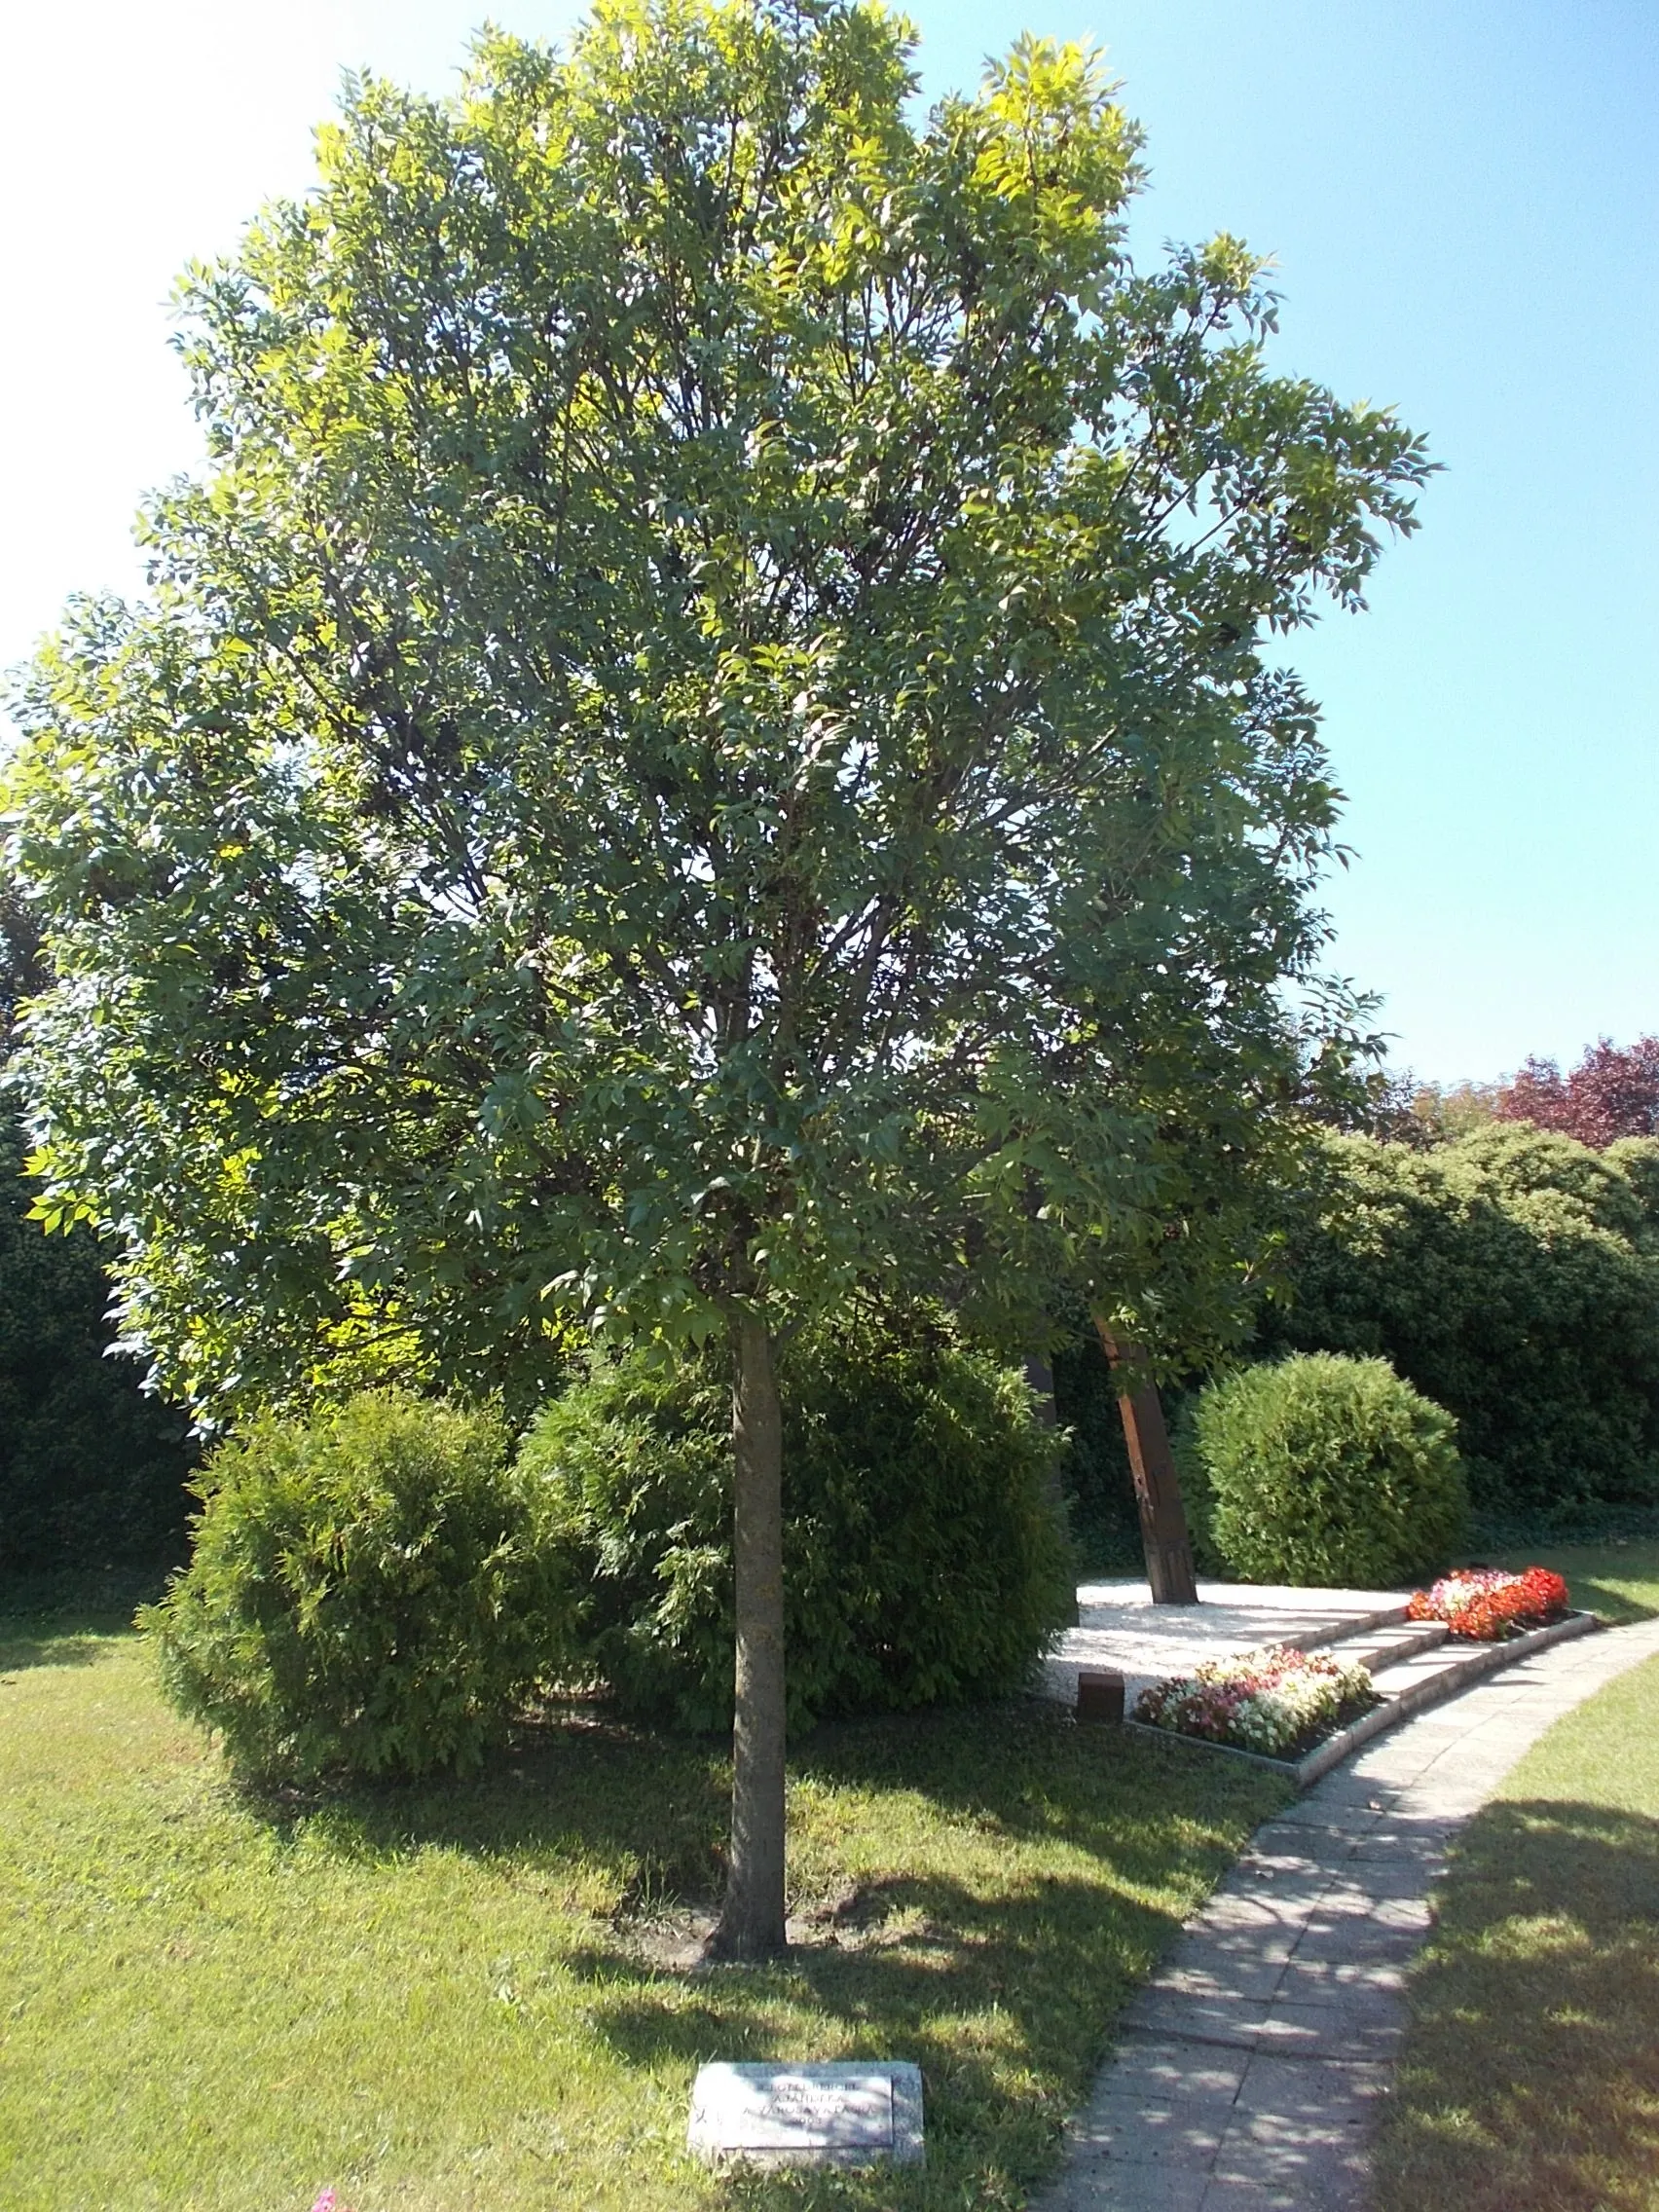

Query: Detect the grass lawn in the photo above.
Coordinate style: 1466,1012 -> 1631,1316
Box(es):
0,1599 -> 1289,2212
1373,1540 -> 1659,2212
1489,1537 -> 1659,1626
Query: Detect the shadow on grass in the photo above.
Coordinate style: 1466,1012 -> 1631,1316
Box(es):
0,1565 -> 173,1669
1374,1798 -> 1659,2212
253,1700 -> 1277,1925
1567,1575 -> 1659,1626
240,1700 -> 1285,2207
564,1856 -> 1173,2091
551,1711 -> 1265,2210
249,1711 -> 736,1901
0,1629 -> 122,1674
1484,1540 -> 1659,1625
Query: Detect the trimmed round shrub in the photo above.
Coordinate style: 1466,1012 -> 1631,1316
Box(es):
518,1322 -> 1076,1732
1178,1352 -> 1468,1588
145,1390 -> 571,1782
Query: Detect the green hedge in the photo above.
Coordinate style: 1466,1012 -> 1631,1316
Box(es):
1260,1126 -> 1659,1530
0,1117 -> 195,1575
1177,1352 -> 1468,1588
520,1322 -> 1076,1732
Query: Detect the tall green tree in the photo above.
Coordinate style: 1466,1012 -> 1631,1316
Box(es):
5,0 -> 1426,1953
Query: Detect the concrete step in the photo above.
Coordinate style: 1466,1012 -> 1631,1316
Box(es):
1290,1610 -> 1601,1785
1289,1602 -> 1411,1652
1305,1616 -> 1450,1675
1368,1625 -> 1567,1708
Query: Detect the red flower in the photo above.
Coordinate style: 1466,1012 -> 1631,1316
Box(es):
1408,1567 -> 1568,1641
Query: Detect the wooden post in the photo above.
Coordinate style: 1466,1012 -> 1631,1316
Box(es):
1076,1668 -> 1125,1723
1095,1322 -> 1198,1605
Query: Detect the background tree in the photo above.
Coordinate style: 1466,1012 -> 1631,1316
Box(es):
1257,1122 -> 1659,1528
1497,1036 -> 1659,1148
1315,1066 -> 1503,1149
6,0 -> 1426,1953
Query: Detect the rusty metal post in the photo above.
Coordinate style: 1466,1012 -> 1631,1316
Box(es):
1095,1322 -> 1198,1606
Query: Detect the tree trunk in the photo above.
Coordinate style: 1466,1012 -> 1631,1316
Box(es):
1094,1321 -> 1199,1605
716,1308 -> 789,1959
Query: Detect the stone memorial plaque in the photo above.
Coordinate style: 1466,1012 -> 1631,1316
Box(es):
687,2060 -> 924,2168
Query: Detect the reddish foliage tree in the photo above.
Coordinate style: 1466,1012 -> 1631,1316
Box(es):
1498,1036 -> 1659,1148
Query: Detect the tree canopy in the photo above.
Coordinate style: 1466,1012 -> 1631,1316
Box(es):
5,0 -> 1428,1949
1498,1036 -> 1659,1149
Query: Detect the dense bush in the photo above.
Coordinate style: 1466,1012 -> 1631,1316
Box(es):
520,1324 -> 1075,1732
146,1391 -> 569,1781
1179,1352 -> 1468,1588
1260,1125 -> 1659,1530
0,1115 -> 196,1575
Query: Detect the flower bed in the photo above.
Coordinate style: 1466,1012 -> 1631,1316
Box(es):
1407,1567 -> 1570,1641
1132,1644 -> 1379,1761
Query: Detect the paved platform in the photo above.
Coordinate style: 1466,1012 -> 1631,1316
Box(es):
1040,1610 -> 1659,2210
1042,1582 -> 1409,1713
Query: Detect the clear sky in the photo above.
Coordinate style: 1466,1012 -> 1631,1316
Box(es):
4,1 -> 1653,1084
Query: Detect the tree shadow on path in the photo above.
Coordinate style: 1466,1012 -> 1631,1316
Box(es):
240,1700 -> 1288,2208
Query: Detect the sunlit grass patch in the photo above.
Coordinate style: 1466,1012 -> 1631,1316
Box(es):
0,1605 -> 1287,2211
1373,1642 -> 1659,2212
1488,1537 -> 1659,1625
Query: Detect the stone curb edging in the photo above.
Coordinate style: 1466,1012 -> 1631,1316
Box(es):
1121,1609 -> 1602,1789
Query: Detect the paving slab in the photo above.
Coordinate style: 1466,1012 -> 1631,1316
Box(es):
1038,1610 -> 1659,2210
1101,2042 -> 1253,2107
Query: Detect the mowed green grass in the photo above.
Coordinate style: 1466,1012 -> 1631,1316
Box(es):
0,1608 -> 1288,2212
1374,1542 -> 1659,2212
1490,1536 -> 1659,1625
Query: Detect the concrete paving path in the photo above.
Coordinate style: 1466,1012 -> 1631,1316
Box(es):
1041,1612 -> 1659,2212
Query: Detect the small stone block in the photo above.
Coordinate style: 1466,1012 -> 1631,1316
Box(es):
1077,1669 -> 1126,1723
686,2061 -> 924,2168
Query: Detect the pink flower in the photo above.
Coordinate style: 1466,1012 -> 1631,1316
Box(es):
1133,1641 -> 1377,1755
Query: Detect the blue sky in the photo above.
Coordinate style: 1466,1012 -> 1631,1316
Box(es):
4,2 -> 1652,1083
